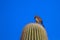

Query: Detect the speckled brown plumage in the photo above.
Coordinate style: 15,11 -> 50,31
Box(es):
34,16 -> 42,23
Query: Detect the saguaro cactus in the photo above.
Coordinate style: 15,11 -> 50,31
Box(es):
21,16 -> 48,40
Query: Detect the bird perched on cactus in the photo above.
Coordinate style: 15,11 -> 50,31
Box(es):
34,16 -> 42,23
34,16 -> 44,27
21,16 -> 48,40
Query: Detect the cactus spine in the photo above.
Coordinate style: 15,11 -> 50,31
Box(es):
21,23 -> 48,40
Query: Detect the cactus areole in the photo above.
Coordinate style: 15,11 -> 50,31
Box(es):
21,16 -> 48,40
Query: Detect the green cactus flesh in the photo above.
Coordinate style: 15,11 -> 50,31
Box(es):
21,23 -> 48,40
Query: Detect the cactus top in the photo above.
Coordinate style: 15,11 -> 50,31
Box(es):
21,23 -> 48,40
24,23 -> 45,31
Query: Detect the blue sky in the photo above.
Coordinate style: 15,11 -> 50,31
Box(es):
0,0 -> 60,40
